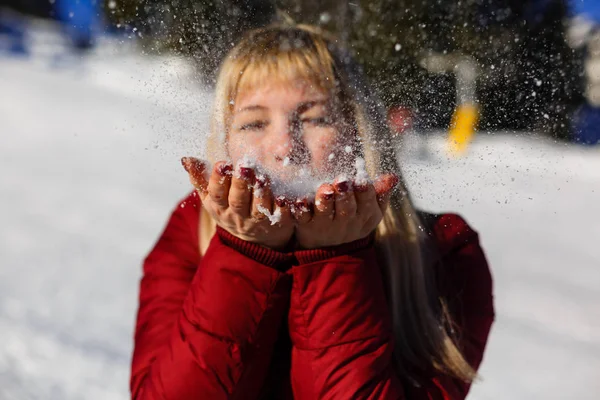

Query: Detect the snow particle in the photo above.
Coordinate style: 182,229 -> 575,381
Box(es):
320,12 -> 331,24
256,205 -> 282,225
394,43 -> 402,51
354,157 -> 369,186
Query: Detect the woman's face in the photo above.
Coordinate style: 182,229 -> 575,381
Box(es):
228,79 -> 351,183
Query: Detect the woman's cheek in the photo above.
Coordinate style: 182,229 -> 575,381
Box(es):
226,136 -> 243,162
307,135 -> 338,172
228,135 -> 267,166
309,144 -> 329,169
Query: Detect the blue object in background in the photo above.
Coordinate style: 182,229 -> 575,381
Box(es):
570,0 -> 600,23
0,12 -> 28,55
54,0 -> 101,50
568,1 -> 600,145
523,0 -> 555,27
572,104 -> 600,145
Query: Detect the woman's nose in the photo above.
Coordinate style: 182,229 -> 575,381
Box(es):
270,118 -> 310,164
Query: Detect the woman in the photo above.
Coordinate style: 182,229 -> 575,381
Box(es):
130,24 -> 494,400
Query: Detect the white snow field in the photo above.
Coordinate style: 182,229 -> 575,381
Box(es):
1,33 -> 599,400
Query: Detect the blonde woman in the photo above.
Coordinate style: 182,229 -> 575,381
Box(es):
130,24 -> 494,400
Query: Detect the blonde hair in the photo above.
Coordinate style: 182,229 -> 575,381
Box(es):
200,24 -> 475,383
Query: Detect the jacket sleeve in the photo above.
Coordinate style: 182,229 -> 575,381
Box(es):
287,238 -> 405,400
287,214 -> 494,400
130,193 -> 293,400
419,213 -> 495,399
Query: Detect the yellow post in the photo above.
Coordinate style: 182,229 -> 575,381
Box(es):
419,53 -> 480,155
448,103 -> 479,156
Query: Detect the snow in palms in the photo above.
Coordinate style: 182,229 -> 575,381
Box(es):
0,37 -> 599,399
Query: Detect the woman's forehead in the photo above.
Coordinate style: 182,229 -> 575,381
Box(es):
234,79 -> 329,112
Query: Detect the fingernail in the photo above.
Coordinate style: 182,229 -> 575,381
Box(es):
181,157 -> 190,172
275,196 -> 288,207
295,198 -> 311,212
322,190 -> 334,200
239,167 -> 255,182
217,162 -> 233,176
255,175 -> 267,188
354,182 -> 369,192
389,175 -> 399,188
335,180 -> 351,193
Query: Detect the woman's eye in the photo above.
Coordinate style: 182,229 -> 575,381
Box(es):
239,121 -> 267,131
301,117 -> 331,127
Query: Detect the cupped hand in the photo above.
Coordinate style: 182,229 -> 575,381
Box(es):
293,174 -> 399,249
182,157 -> 295,250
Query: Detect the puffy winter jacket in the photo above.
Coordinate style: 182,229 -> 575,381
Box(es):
130,191 -> 494,399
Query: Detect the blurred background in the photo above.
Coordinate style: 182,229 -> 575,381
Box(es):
0,0 -> 599,399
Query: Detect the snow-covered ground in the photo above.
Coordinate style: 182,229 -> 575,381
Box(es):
1,30 -> 599,400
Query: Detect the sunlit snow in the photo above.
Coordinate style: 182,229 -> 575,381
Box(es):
1,29 -> 599,400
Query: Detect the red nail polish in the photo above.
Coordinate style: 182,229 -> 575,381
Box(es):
181,157 -> 190,172
239,167 -> 255,183
255,175 -> 267,188
275,196 -> 288,207
354,183 -> 369,192
335,180 -> 351,193
295,198 -> 310,212
322,190 -> 334,200
389,175 -> 399,188
217,162 -> 232,176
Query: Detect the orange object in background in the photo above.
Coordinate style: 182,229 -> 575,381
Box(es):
387,106 -> 413,135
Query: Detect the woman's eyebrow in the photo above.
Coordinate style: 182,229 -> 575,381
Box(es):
297,99 -> 328,114
237,105 -> 267,113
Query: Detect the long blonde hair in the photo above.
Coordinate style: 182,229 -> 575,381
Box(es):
199,24 -> 475,384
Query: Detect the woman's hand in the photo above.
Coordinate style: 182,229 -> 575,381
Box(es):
293,174 -> 399,249
182,157 -> 295,250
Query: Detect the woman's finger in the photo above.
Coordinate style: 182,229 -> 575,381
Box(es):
292,197 -> 313,225
206,161 -> 233,209
313,183 -> 335,222
373,174 -> 399,211
181,157 -> 208,198
354,179 -> 377,217
250,174 -> 273,222
228,165 -> 255,217
333,177 -> 356,220
274,195 -> 293,227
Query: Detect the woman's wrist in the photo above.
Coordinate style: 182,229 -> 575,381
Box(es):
216,226 -> 294,270
216,226 -> 375,267
294,233 -> 375,264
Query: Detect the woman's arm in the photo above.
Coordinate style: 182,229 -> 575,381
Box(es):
130,193 -> 293,400
286,214 -> 494,400
287,240 -> 405,399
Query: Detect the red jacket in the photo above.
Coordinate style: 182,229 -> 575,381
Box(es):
130,191 -> 494,400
